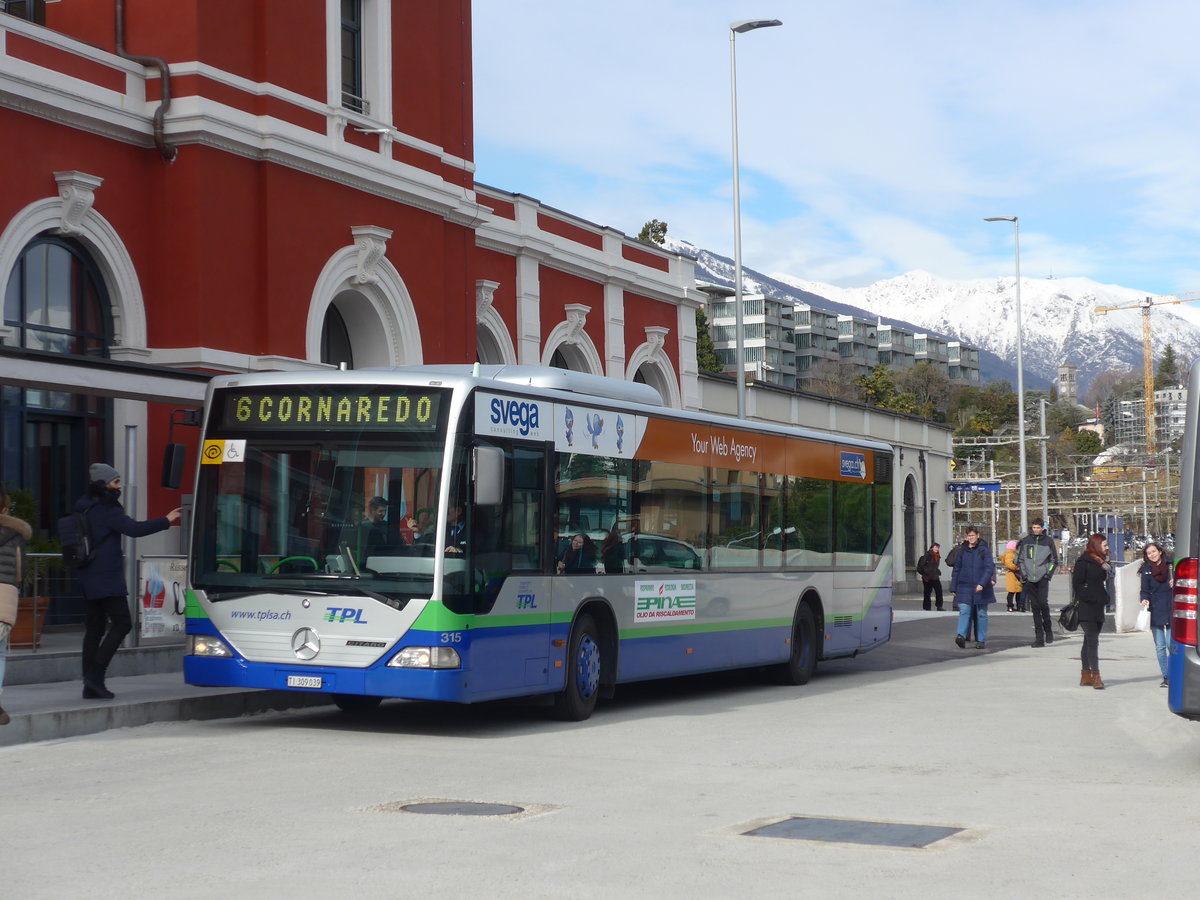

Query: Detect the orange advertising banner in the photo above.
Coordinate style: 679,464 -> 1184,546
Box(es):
636,416 -> 874,482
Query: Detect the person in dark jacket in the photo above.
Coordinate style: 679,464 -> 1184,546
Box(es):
1139,542 -> 1173,687
949,526 -> 996,649
1072,533 -> 1111,690
75,463 -> 180,700
916,542 -> 944,611
1017,517 -> 1059,647
557,532 -> 597,573
0,487 -> 32,726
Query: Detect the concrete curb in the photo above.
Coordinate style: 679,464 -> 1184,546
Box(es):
0,672 -> 329,747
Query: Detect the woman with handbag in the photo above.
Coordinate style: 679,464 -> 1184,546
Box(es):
0,487 -> 33,726
1072,533 -> 1111,689
1139,542 -> 1173,688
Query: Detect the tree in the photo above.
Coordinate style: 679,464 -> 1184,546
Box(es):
1157,343 -> 1181,387
695,308 -> 722,374
952,380 -> 1018,437
637,219 -> 668,246
1075,429 -> 1102,455
806,359 -> 863,402
853,365 -> 917,414
1084,367 -> 1137,408
854,365 -> 896,406
896,361 -> 953,420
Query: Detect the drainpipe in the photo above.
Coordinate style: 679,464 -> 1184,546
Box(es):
918,450 -> 929,544
115,0 -> 176,162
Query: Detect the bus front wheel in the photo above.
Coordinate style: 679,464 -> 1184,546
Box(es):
552,613 -> 601,721
774,603 -> 817,685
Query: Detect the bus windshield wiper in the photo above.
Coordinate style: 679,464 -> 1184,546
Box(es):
337,584 -> 409,611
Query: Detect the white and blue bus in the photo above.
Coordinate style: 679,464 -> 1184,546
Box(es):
183,365 -> 894,719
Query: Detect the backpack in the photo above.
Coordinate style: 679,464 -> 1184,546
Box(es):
945,543 -> 962,568
58,504 -> 101,569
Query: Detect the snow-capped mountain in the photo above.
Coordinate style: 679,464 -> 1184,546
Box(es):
667,237 -> 1200,395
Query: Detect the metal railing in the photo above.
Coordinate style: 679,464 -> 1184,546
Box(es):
21,553 -> 85,649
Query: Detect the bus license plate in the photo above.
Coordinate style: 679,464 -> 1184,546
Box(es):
287,675 -> 323,689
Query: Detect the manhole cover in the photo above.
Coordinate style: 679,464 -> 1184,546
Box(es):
399,802 -> 525,817
746,816 -> 963,848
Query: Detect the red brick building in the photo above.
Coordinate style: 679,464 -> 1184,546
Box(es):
0,1 -> 702,562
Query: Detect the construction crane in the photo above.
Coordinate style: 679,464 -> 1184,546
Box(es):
1095,291 -> 1200,458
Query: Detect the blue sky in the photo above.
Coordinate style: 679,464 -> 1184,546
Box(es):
472,0 -> 1200,297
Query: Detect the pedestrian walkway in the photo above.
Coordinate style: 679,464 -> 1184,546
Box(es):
0,630 -> 325,748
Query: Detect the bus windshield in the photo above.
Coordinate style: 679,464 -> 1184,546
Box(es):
190,434 -> 447,597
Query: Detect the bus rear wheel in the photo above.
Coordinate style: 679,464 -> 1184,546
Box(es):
774,603 -> 817,685
333,694 -> 383,713
552,613 -> 601,721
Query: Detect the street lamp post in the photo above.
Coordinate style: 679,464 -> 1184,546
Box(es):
984,215 -> 1028,532
730,17 -> 782,419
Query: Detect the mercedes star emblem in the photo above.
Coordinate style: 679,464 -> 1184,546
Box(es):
291,627 -> 320,660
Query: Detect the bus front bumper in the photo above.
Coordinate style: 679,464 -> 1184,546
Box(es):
184,655 -> 473,703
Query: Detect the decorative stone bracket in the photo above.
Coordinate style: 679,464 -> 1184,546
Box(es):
54,171 -> 104,235
351,225 -> 393,285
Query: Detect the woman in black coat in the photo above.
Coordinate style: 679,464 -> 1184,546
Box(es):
74,464 -> 180,700
1071,533 -> 1111,690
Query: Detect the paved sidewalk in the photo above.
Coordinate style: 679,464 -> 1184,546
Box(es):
0,630 -> 327,748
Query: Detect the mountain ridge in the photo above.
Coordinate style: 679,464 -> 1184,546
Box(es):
668,238 -> 1200,395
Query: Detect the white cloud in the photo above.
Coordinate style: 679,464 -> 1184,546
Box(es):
473,0 -> 1200,295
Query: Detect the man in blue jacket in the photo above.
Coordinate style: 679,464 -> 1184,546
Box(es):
949,526 -> 996,649
74,463 -> 181,699
1016,517 -> 1059,647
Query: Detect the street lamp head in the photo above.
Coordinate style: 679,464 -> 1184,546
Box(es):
984,216 -> 1017,223
731,18 -> 783,33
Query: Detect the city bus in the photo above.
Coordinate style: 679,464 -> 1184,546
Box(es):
1169,361 -> 1200,720
182,365 -> 894,720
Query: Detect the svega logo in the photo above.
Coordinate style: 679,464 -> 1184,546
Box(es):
490,397 -> 541,436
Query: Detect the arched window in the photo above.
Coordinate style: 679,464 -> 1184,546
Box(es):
2,235 -> 112,556
320,303 -> 354,368
903,474 -> 917,570
4,237 -> 110,357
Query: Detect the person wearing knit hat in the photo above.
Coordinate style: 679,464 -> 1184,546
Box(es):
89,463 -> 120,485
72,462 -> 181,700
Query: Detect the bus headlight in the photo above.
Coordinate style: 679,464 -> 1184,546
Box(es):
189,635 -> 233,657
388,646 -> 461,669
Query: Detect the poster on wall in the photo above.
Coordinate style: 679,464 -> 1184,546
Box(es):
139,555 -> 188,642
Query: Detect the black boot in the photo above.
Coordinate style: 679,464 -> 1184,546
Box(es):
0,704 -> 10,726
82,669 -> 115,700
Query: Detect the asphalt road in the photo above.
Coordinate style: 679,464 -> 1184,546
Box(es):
2,593 -> 1193,899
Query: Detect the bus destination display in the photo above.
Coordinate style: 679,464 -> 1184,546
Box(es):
215,388 -> 445,432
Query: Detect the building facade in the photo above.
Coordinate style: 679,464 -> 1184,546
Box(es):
0,2 -> 701,618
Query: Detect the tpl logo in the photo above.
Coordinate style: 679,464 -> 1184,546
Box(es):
324,607 -> 369,624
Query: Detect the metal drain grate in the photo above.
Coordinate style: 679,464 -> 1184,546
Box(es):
745,816 -> 963,848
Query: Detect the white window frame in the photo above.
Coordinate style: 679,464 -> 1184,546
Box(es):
327,0 -> 391,125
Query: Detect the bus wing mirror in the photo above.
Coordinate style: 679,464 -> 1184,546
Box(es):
473,446 -> 505,506
162,443 -> 186,489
